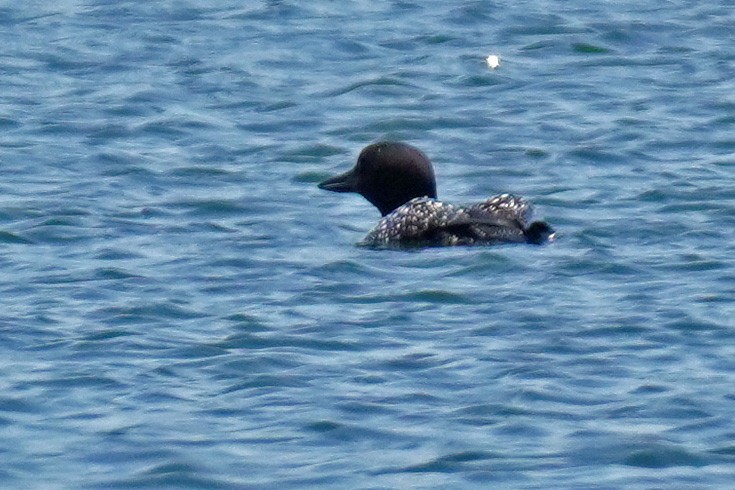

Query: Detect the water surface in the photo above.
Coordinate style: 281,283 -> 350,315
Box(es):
1,1 -> 734,488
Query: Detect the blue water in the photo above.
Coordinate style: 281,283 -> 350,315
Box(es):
1,1 -> 734,488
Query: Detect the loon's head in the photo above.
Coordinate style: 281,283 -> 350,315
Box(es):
318,142 -> 437,216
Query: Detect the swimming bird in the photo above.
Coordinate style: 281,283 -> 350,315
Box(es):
318,141 -> 554,247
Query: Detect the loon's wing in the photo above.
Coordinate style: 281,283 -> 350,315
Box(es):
435,213 -> 527,244
428,193 -> 533,244
467,194 -> 534,227
439,194 -> 554,244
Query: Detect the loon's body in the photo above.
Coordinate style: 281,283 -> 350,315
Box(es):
318,142 -> 554,248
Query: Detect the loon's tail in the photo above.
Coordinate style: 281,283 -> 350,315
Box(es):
524,221 -> 556,245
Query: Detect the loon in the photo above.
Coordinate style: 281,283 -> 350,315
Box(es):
318,141 -> 555,247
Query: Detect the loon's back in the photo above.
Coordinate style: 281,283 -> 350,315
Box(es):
361,195 -> 553,248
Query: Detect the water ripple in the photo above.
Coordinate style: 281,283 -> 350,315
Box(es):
0,1 -> 734,488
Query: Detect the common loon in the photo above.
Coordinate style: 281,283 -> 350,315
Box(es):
318,142 -> 555,247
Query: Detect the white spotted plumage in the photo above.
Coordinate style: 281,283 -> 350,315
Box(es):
361,195 -> 534,247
